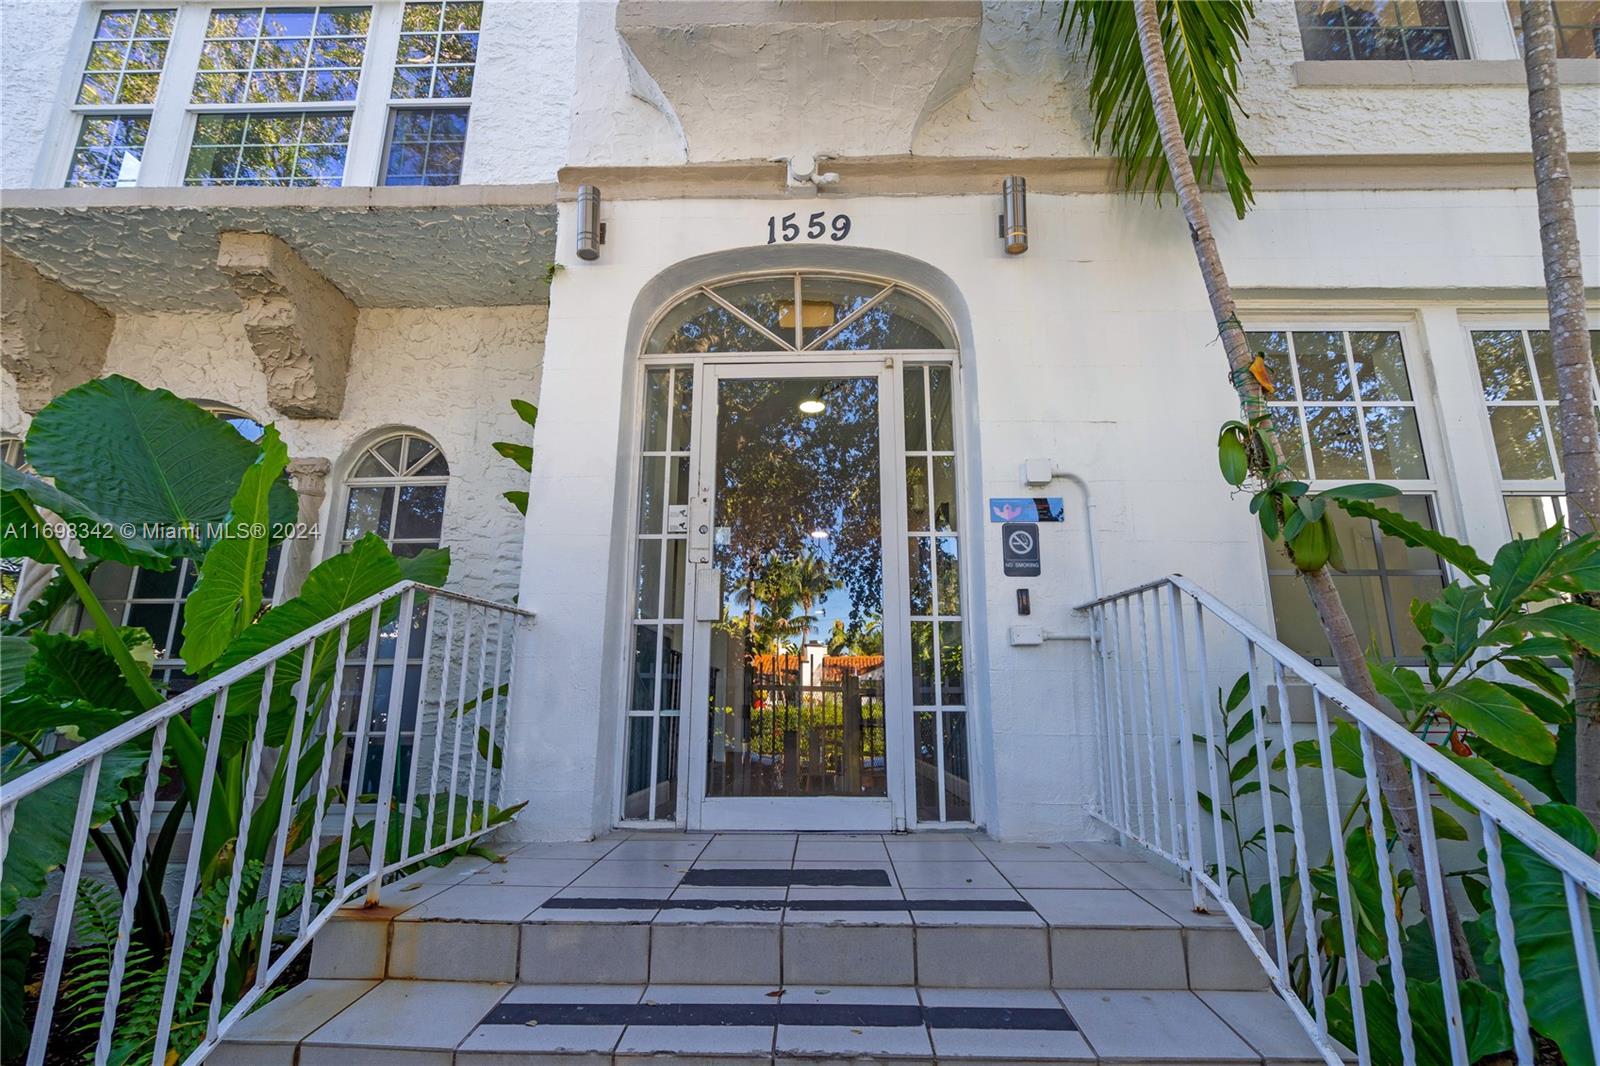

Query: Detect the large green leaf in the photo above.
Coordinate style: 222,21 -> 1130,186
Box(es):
1336,499 -> 1491,577
1432,679 -> 1556,764
23,376 -> 294,559
1436,748 -> 1532,814
1429,582 -> 1487,662
2,460 -> 170,568
1370,658 -> 1428,718
1487,524 -> 1564,615
1327,976 -> 1512,1066
1,914 -> 33,1055
181,425 -> 292,673
492,441 -> 533,473
206,535 -> 401,747
1468,804 -> 1600,1066
0,635 -> 33,695
1504,601 -> 1600,657
0,747 -> 148,915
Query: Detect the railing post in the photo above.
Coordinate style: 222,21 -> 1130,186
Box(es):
367,586 -> 417,906
1358,723 -> 1415,1065
1412,763 -> 1469,1066
1165,584 -> 1205,910
26,756 -> 101,1066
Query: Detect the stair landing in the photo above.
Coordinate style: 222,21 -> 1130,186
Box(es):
213,832 -> 1329,1065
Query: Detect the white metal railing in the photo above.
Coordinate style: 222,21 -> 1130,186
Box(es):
1077,575 -> 1600,1066
0,580 -> 532,1066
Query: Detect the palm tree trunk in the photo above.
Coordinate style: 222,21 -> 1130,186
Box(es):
1521,0 -> 1600,834
1130,0 -> 1476,980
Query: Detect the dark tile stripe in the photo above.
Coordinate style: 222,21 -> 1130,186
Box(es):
539,896 -> 1034,913
481,1001 -> 1076,1032
681,868 -> 892,887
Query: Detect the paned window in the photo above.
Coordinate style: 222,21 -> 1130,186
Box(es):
381,106 -> 467,186
1294,0 -> 1463,59
186,110 -> 352,186
1265,497 -> 1447,664
184,5 -> 369,186
645,273 -> 955,355
1471,328 -> 1600,482
1253,329 -> 1428,482
65,8 -> 175,188
1249,328 -> 1444,664
382,1 -> 480,185
336,431 -> 449,794
192,5 -> 370,104
905,364 -> 971,822
1471,327 -> 1600,538
1509,0 -> 1600,57
622,368 -> 692,821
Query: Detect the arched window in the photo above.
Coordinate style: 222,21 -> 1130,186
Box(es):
645,272 -> 956,354
78,403 -> 277,692
338,431 -> 449,557
335,431 -> 450,794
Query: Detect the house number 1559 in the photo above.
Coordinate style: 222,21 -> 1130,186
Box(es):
767,212 -> 851,244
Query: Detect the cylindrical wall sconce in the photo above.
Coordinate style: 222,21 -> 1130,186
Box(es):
999,175 -> 1028,255
576,184 -> 604,261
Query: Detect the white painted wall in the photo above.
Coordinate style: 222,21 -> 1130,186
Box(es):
461,0 -> 579,186
506,185 -> 1599,841
2,305 -> 545,601
0,1 -> 83,189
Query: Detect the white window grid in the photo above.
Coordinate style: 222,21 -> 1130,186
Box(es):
622,365 -> 692,822
1468,325 -> 1600,488
63,7 -> 177,188
1245,321 -> 1449,665
50,2 -> 482,188
1251,327 -> 1432,486
903,361 -> 970,824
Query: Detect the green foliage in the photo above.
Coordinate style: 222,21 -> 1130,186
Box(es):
1,915 -> 33,1055
1,461 -> 168,568
180,425 -> 292,673
1468,804 -> 1600,1066
0,747 -> 148,916
1327,975 -> 1513,1066
23,375 -> 294,559
1059,0 -> 1257,218
492,398 -> 538,514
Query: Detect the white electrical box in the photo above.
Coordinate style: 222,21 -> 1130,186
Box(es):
1022,458 -> 1054,487
695,567 -> 723,621
1008,625 -> 1044,646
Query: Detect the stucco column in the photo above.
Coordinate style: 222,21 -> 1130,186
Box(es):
281,456 -> 331,599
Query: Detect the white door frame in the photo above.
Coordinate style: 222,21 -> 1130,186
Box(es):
681,356 -> 912,832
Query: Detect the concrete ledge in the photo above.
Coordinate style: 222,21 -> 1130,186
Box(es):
1293,57 -> 1600,87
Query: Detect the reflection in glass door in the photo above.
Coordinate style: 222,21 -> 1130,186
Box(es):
701,373 -> 889,808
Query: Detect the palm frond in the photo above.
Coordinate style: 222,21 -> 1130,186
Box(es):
1061,0 -> 1257,218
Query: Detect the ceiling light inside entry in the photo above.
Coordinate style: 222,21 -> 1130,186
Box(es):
798,397 -> 826,414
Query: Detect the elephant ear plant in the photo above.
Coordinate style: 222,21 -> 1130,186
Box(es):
0,376 -> 520,1063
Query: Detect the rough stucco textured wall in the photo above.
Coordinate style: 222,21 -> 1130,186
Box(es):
17,305 -> 548,602
567,1 -> 687,168
571,0 -> 1599,166
0,2 -> 79,189
461,0 -> 578,185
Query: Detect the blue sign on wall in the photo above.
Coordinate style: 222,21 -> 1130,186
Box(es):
988,497 -> 1065,523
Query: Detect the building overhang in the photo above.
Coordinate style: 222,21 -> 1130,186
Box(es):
615,0 -> 981,163
0,183 -> 559,315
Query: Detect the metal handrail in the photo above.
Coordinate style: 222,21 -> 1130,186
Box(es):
1076,574 -> 1600,1066
1,580 -> 532,1066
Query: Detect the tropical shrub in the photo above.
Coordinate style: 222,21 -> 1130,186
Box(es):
0,377 -> 518,1061
1206,441 -> 1600,1064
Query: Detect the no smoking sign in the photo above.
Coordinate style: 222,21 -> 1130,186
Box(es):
1001,522 -> 1041,577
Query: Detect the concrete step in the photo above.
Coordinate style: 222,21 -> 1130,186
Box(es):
212,978 -> 1328,1065
308,840 -> 1266,992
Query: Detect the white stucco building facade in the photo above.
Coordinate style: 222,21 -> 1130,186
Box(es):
2,0 -> 1597,842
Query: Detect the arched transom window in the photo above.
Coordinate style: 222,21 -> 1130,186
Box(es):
339,431 -> 449,557
646,272 -> 956,355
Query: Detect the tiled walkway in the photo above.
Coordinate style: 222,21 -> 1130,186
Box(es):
214,833 -> 1331,1065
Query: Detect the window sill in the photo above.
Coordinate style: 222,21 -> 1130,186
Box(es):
1292,58 -> 1600,87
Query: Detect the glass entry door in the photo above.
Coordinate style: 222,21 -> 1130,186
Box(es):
686,362 -> 903,830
